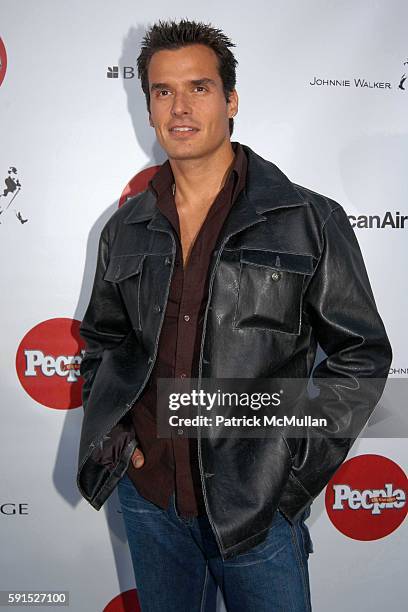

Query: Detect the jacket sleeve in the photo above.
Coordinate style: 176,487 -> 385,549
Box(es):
278,204 -> 393,520
79,226 -> 139,468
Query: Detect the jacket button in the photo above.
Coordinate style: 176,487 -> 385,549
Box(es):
153,304 -> 162,313
271,271 -> 281,281
164,256 -> 171,265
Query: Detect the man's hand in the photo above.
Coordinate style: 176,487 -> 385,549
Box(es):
131,447 -> 145,469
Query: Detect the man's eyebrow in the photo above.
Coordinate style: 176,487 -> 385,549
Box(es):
190,78 -> 217,87
150,78 -> 217,92
150,82 -> 170,92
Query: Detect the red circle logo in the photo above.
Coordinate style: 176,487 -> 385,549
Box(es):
104,589 -> 141,611
119,165 -> 160,207
325,454 -> 408,540
16,318 -> 85,410
0,37 -> 7,88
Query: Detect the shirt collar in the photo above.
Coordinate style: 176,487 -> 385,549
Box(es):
148,141 -> 247,201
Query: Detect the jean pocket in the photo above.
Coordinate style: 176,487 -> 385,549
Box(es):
224,511 -> 291,568
299,508 -> 314,556
117,475 -> 164,515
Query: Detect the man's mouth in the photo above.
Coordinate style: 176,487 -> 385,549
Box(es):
169,126 -> 199,132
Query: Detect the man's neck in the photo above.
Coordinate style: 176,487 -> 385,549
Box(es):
168,139 -> 235,208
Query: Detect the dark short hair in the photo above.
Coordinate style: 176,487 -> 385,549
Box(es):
137,19 -> 238,136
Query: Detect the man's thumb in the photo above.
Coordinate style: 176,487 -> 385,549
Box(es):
131,448 -> 145,469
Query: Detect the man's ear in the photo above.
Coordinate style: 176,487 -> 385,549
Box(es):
227,89 -> 239,118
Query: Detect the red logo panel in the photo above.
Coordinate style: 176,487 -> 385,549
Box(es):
119,166 -> 160,206
0,37 -> 7,88
16,318 -> 85,410
326,454 -> 408,540
104,589 -> 141,611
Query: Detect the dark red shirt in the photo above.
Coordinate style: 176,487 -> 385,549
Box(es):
126,141 -> 248,517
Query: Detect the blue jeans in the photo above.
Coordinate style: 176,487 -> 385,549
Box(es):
117,472 -> 313,612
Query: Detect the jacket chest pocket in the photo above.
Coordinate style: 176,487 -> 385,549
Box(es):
103,254 -> 145,331
233,249 -> 314,335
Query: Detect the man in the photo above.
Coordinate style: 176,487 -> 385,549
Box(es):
76,19 -> 392,612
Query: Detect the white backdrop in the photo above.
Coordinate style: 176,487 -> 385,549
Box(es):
1,1 -> 407,610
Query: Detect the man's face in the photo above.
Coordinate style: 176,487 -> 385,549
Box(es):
147,44 -> 238,160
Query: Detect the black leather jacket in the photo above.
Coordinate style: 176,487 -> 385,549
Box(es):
76,143 -> 392,560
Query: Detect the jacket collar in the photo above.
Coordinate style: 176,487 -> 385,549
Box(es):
123,143 -> 306,226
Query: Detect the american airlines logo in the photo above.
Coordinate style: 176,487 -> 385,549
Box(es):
348,211 -> 408,229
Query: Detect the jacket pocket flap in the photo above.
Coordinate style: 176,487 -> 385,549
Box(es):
240,249 -> 314,275
103,254 -> 145,282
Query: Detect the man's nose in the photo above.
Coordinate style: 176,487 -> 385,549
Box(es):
171,91 -> 192,116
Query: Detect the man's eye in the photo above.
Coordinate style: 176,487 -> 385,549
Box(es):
158,90 -> 170,96
194,86 -> 207,92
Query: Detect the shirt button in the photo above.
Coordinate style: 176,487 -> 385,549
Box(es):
271,271 -> 281,282
179,372 -> 187,378
177,428 -> 184,435
153,304 -> 162,313
183,314 -> 190,322
164,256 -> 171,266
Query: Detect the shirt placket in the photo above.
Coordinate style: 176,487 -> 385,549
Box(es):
125,143 -> 247,517
172,246 -> 203,516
